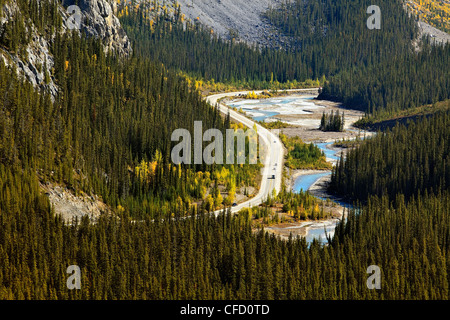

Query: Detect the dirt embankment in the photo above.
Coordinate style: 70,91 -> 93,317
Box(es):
417,20 -> 450,45
41,182 -> 111,223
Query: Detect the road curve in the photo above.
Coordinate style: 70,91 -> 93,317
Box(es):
206,89 -> 318,215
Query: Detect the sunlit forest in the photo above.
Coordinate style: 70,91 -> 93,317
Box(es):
0,0 -> 448,300
406,0 -> 450,33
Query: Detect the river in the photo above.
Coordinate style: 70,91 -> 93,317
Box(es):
228,94 -> 357,243
291,141 -> 343,244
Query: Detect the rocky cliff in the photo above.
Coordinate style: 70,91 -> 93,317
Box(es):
0,0 -> 58,97
0,0 -> 131,99
0,0 -> 128,221
61,0 -> 132,57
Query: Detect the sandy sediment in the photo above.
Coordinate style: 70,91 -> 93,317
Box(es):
266,167 -> 347,241
279,99 -> 371,142
265,99 -> 365,240
229,93 -> 370,241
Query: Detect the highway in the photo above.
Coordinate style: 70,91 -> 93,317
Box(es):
206,89 -> 316,215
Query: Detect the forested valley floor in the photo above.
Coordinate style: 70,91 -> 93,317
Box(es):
0,0 -> 449,299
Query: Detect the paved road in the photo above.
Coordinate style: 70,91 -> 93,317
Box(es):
206,89 -> 317,215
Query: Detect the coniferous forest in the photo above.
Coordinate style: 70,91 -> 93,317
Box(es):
0,0 -> 449,301
330,111 -> 450,203
0,169 -> 448,299
121,0 -> 450,119
319,111 -> 345,132
267,0 -> 450,117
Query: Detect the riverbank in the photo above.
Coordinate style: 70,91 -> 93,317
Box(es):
221,92 -> 371,242
270,126 -> 364,242
279,99 -> 371,143
286,169 -> 329,192
266,171 -> 348,242
266,164 -> 347,242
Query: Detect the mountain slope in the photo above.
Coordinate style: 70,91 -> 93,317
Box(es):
173,0 -> 283,46
406,0 -> 450,33
0,0 -> 131,98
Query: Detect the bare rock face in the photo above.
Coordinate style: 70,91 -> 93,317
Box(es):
417,20 -> 450,46
0,0 -> 132,100
41,182 -> 111,224
174,0 -> 283,47
62,0 -> 132,57
0,0 -> 58,97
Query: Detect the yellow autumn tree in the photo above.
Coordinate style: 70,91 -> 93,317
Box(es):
205,194 -> 214,212
214,192 -> 223,208
135,150 -> 161,183
312,203 -> 320,220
